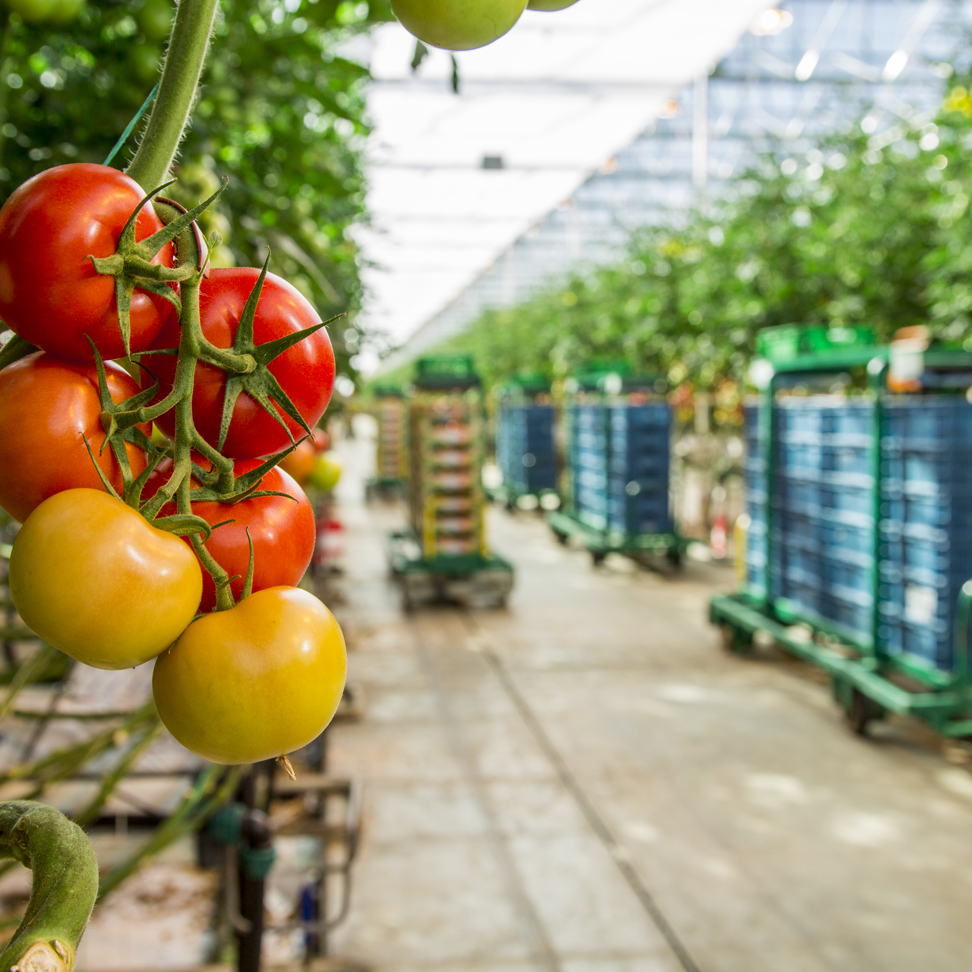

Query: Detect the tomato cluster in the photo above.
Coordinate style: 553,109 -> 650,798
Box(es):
0,163 -> 346,766
390,0 -> 580,52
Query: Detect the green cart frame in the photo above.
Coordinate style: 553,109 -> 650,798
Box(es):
711,341 -> 972,736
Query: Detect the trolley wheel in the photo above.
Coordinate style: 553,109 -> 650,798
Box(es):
591,549 -> 606,566
842,688 -> 878,736
553,530 -> 568,546
719,624 -> 753,655
666,548 -> 682,567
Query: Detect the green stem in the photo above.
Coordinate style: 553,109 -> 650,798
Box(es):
0,802 -> 98,972
125,0 -> 220,190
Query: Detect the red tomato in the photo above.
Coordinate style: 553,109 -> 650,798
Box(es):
0,352 -> 148,522
0,164 -> 176,361
146,456 -> 316,612
310,427 -> 330,452
146,268 -> 335,458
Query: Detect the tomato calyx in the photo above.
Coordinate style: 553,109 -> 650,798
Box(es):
204,254 -> 341,452
0,334 -> 38,373
88,179 -> 226,356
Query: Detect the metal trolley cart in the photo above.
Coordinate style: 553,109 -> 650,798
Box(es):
711,327 -> 972,736
365,384 -> 407,500
388,355 -> 514,609
546,367 -> 686,567
493,374 -> 558,510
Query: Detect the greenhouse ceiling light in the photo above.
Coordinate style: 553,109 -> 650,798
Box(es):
750,8 -> 793,36
794,50 -> 819,81
882,50 -> 909,83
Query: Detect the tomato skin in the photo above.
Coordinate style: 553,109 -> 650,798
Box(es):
147,268 -> 335,458
146,456 -> 316,613
309,453 -> 341,492
9,489 -> 202,670
527,0 -> 578,8
310,428 -> 330,452
390,0 -> 527,50
0,164 -> 176,361
153,586 -> 347,764
0,351 -> 148,522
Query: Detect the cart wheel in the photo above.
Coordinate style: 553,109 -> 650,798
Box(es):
842,688 -> 878,736
666,548 -> 682,567
401,587 -> 414,613
719,624 -> 753,655
591,550 -> 606,566
553,530 -> 568,546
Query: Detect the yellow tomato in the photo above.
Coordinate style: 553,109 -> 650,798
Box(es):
9,489 -> 202,669
152,587 -> 347,764
390,0 -> 528,51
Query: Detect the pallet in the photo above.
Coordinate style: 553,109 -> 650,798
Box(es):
386,530 -> 514,610
710,590 -> 972,737
546,510 -> 686,567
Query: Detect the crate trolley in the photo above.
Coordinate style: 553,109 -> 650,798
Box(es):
387,355 -> 514,609
710,329 -> 972,736
546,367 -> 686,567
365,384 -> 407,500
493,374 -> 559,510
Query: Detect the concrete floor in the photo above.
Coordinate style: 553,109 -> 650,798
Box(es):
325,421 -> 972,972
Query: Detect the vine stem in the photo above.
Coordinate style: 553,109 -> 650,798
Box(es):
126,0 -> 220,191
0,802 -> 98,972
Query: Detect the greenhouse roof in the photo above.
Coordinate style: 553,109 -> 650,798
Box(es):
353,0 -> 773,369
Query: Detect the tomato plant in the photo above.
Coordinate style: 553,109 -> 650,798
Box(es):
146,456 -> 316,613
0,352 -> 148,523
390,0 -> 528,50
152,586 -> 347,764
145,267 -> 336,458
0,164 -> 177,362
9,489 -> 203,670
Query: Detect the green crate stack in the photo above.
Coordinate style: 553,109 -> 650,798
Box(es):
407,357 -> 488,560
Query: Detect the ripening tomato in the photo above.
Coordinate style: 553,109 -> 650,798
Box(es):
146,268 -> 335,458
146,456 -> 315,613
309,453 -> 341,492
278,439 -> 316,485
9,489 -> 202,669
310,427 -> 330,452
0,351 -> 148,522
390,0 -> 527,50
0,164 -> 176,361
153,586 -> 347,764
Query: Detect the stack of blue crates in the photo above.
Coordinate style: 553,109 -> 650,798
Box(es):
743,405 -> 767,596
496,405 -> 557,497
879,399 -> 972,670
745,394 -> 972,672
570,402 -> 672,535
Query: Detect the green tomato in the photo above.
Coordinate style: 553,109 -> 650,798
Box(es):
3,0 -> 82,25
137,0 -> 172,41
390,0 -> 528,51
528,0 -> 579,8
309,453 -> 341,492
128,43 -> 161,86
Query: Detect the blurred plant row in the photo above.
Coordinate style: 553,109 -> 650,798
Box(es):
412,67 -> 972,412
0,0 -> 392,381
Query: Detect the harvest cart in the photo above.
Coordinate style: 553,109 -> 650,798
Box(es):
711,327 -> 972,736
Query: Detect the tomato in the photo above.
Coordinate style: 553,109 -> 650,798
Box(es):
146,268 -> 335,458
0,351 -> 148,523
528,0 -> 578,7
278,439 -> 316,485
9,489 -> 202,670
390,0 -> 527,50
310,427 -> 330,452
0,164 -> 176,362
309,453 -> 341,492
4,0 -> 84,24
153,587 -> 347,764
146,456 -> 315,613
137,0 -> 173,41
